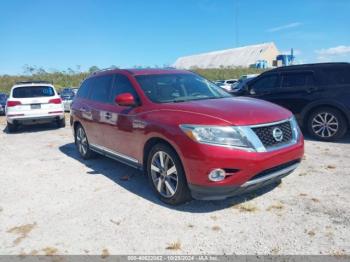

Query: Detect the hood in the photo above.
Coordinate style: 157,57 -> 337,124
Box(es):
158,97 -> 292,126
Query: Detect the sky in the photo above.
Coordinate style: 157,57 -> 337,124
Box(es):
0,0 -> 350,75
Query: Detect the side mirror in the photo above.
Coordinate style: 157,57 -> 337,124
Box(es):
115,93 -> 136,107
249,88 -> 256,95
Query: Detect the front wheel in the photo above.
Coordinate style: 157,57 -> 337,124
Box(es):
147,143 -> 191,205
75,125 -> 94,159
307,107 -> 348,141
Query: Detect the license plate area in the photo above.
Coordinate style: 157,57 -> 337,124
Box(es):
30,104 -> 41,109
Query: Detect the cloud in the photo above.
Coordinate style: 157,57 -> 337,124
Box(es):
315,45 -> 350,62
267,22 -> 302,33
315,45 -> 350,56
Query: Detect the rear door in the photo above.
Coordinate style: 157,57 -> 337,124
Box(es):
85,74 -> 115,148
273,71 -> 316,114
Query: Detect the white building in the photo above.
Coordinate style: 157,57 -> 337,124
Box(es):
173,42 -> 280,69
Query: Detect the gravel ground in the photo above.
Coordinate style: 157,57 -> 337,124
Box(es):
0,115 -> 349,256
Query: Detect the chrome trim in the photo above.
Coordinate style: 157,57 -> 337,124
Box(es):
248,118 -> 291,128
248,117 -> 299,152
242,162 -> 300,187
239,126 -> 266,152
90,143 -> 139,163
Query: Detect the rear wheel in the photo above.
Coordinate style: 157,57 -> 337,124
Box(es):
57,117 -> 66,128
147,143 -> 191,205
307,107 -> 348,141
6,122 -> 18,133
75,125 -> 94,159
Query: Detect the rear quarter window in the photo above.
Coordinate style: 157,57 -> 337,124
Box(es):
12,86 -> 55,98
321,67 -> 350,85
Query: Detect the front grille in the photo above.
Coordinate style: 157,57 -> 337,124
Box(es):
252,120 -> 293,148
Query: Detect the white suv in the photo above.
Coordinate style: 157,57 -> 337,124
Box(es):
6,81 -> 65,132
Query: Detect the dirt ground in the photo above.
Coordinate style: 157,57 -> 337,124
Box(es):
0,115 -> 349,256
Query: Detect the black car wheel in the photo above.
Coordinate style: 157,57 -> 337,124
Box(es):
57,117 -> 66,128
75,124 -> 94,159
307,107 -> 348,141
147,143 -> 191,205
6,122 -> 18,133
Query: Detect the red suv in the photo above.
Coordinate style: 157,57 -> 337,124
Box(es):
71,69 -> 304,205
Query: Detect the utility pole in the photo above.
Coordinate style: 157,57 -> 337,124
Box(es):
235,0 -> 239,47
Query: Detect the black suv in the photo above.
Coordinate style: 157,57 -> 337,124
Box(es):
238,62 -> 350,141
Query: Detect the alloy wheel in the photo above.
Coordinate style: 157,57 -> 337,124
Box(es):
76,127 -> 88,156
311,112 -> 339,138
150,151 -> 178,198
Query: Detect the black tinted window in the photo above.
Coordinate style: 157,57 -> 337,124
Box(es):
89,75 -> 114,103
110,74 -> 138,102
13,86 -> 55,98
323,68 -> 350,85
281,73 -> 313,88
250,75 -> 279,91
76,79 -> 92,99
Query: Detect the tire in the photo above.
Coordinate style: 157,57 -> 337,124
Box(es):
307,107 -> 348,141
57,117 -> 66,128
75,124 -> 95,159
6,122 -> 18,133
147,143 -> 192,205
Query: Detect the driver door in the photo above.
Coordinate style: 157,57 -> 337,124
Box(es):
247,74 -> 281,102
102,74 -> 143,163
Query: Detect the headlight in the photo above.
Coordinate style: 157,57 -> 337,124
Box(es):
180,124 -> 254,150
290,116 -> 301,141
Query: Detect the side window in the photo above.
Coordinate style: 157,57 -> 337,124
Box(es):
110,74 -> 139,102
281,72 -> 313,88
89,75 -> 114,103
76,79 -> 92,99
250,75 -> 279,91
323,68 -> 350,85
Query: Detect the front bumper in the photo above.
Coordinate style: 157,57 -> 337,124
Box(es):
176,131 -> 304,200
189,160 -> 300,200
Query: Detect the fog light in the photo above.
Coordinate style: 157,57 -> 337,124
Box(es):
208,168 -> 226,182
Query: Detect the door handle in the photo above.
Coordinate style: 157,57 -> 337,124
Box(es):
105,112 -> 112,119
306,87 -> 317,93
80,107 -> 88,113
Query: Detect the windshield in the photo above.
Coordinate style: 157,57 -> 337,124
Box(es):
13,86 -> 55,98
135,74 -> 231,103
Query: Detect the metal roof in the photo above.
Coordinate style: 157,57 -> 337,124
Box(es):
173,42 -> 279,69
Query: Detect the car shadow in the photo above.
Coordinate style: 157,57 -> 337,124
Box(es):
59,142 -> 280,213
2,122 -> 62,134
303,132 -> 350,144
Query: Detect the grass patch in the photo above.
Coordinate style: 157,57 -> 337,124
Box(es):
166,241 -> 181,251
101,249 -> 110,259
7,222 -> 37,245
212,225 -> 221,231
42,247 -> 58,256
233,203 -> 259,213
266,202 -> 284,211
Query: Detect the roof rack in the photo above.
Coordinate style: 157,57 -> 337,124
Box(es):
16,80 -> 53,85
92,67 -> 119,75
